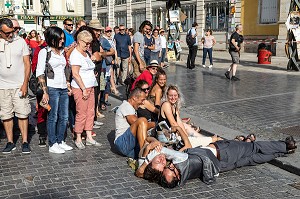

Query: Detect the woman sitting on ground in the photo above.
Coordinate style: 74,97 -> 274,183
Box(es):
148,68 -> 167,110
158,85 -> 221,147
134,80 -> 159,129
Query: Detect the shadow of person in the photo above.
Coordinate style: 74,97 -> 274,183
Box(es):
107,130 -> 125,156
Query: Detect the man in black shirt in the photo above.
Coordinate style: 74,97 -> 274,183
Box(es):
225,24 -> 244,81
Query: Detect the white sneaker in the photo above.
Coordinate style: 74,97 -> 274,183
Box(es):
94,121 -> 104,126
93,124 -> 101,129
202,65 -> 206,68
49,143 -> 65,154
208,65 -> 213,68
58,141 -> 73,151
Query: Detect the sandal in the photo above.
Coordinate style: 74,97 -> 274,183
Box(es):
191,125 -> 201,133
182,117 -> 191,124
100,104 -> 106,111
234,135 -> 246,141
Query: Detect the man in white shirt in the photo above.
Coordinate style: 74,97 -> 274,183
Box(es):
114,87 -> 148,158
0,18 -> 31,154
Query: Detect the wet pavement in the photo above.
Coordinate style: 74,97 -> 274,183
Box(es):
0,51 -> 300,198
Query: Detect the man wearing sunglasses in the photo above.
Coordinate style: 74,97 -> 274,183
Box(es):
63,18 -> 74,47
0,18 -> 31,154
140,134 -> 296,188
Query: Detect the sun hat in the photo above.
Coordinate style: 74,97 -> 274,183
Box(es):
88,19 -> 104,30
147,60 -> 159,69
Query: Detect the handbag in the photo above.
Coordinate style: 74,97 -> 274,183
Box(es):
29,72 -> 39,95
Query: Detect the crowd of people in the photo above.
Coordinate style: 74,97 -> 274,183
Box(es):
0,17 -> 297,189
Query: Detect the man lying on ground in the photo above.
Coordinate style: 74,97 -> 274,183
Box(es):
136,133 -> 297,188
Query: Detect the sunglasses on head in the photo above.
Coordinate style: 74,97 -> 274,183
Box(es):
1,29 -> 14,36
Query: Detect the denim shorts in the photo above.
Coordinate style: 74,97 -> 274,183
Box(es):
115,128 -> 137,158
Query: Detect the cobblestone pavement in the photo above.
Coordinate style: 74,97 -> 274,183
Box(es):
1,51 -> 300,198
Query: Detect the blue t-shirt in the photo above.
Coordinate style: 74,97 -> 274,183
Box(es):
63,30 -> 74,47
144,35 -> 154,59
100,37 -> 112,69
114,33 -> 131,59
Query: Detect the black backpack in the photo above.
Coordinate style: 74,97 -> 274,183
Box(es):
186,29 -> 196,47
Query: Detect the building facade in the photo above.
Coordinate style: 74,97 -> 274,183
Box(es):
93,0 -> 242,50
0,0 -> 85,32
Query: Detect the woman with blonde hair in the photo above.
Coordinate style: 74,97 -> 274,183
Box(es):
158,85 -> 221,148
70,30 -> 102,149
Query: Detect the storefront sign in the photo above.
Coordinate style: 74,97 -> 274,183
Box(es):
18,15 -> 84,21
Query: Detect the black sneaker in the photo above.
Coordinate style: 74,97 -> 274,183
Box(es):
225,71 -> 230,79
2,142 -> 16,154
22,142 -> 31,154
38,138 -> 46,148
285,136 -> 297,154
231,76 -> 240,81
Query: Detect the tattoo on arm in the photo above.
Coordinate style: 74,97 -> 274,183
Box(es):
38,75 -> 48,94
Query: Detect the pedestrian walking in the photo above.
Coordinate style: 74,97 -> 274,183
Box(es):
225,24 -> 244,81
201,29 -> 216,68
36,26 -> 73,154
186,22 -> 198,69
159,28 -> 168,68
0,18 -> 31,154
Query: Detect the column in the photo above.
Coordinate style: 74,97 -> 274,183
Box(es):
127,0 -> 132,28
146,0 -> 152,22
196,0 -> 205,35
277,0 -> 290,57
108,0 -> 115,27
91,0 -> 97,19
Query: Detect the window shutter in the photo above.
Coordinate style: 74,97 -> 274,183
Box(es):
260,0 -> 278,24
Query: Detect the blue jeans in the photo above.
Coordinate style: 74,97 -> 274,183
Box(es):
202,47 -> 213,65
47,87 -> 69,146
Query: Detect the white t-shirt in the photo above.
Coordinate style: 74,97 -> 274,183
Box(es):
160,35 -> 167,48
70,48 -> 97,88
36,47 -> 67,89
115,100 -> 136,141
0,37 -> 30,89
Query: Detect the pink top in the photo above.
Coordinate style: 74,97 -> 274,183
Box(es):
203,35 -> 215,48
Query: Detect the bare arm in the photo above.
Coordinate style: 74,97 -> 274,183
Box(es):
143,100 -> 159,115
134,42 -> 146,71
154,88 -> 162,106
126,114 -> 138,125
171,126 -> 192,151
20,55 -> 31,96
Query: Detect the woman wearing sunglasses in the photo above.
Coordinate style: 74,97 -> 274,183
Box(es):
134,80 -> 159,130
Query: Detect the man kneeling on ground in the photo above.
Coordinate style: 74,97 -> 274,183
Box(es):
114,87 -> 148,158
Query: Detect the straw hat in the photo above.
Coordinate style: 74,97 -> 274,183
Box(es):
88,19 -> 104,30
147,60 -> 159,69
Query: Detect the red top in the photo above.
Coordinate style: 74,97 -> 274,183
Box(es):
131,70 -> 153,90
26,39 -> 40,49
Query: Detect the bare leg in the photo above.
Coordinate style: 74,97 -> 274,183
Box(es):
86,130 -> 95,141
18,118 -> 28,143
130,117 -> 148,149
232,63 -> 238,76
3,118 -> 13,143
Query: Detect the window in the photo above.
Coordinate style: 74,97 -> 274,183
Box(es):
24,0 -> 33,10
259,0 -> 278,24
132,0 -> 145,2
115,11 -> 127,27
205,2 -> 229,31
132,9 -> 146,31
98,0 -> 107,7
115,0 -> 126,5
98,13 -> 108,27
181,4 -> 196,32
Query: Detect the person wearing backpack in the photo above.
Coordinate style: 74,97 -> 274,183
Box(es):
186,22 -> 198,69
